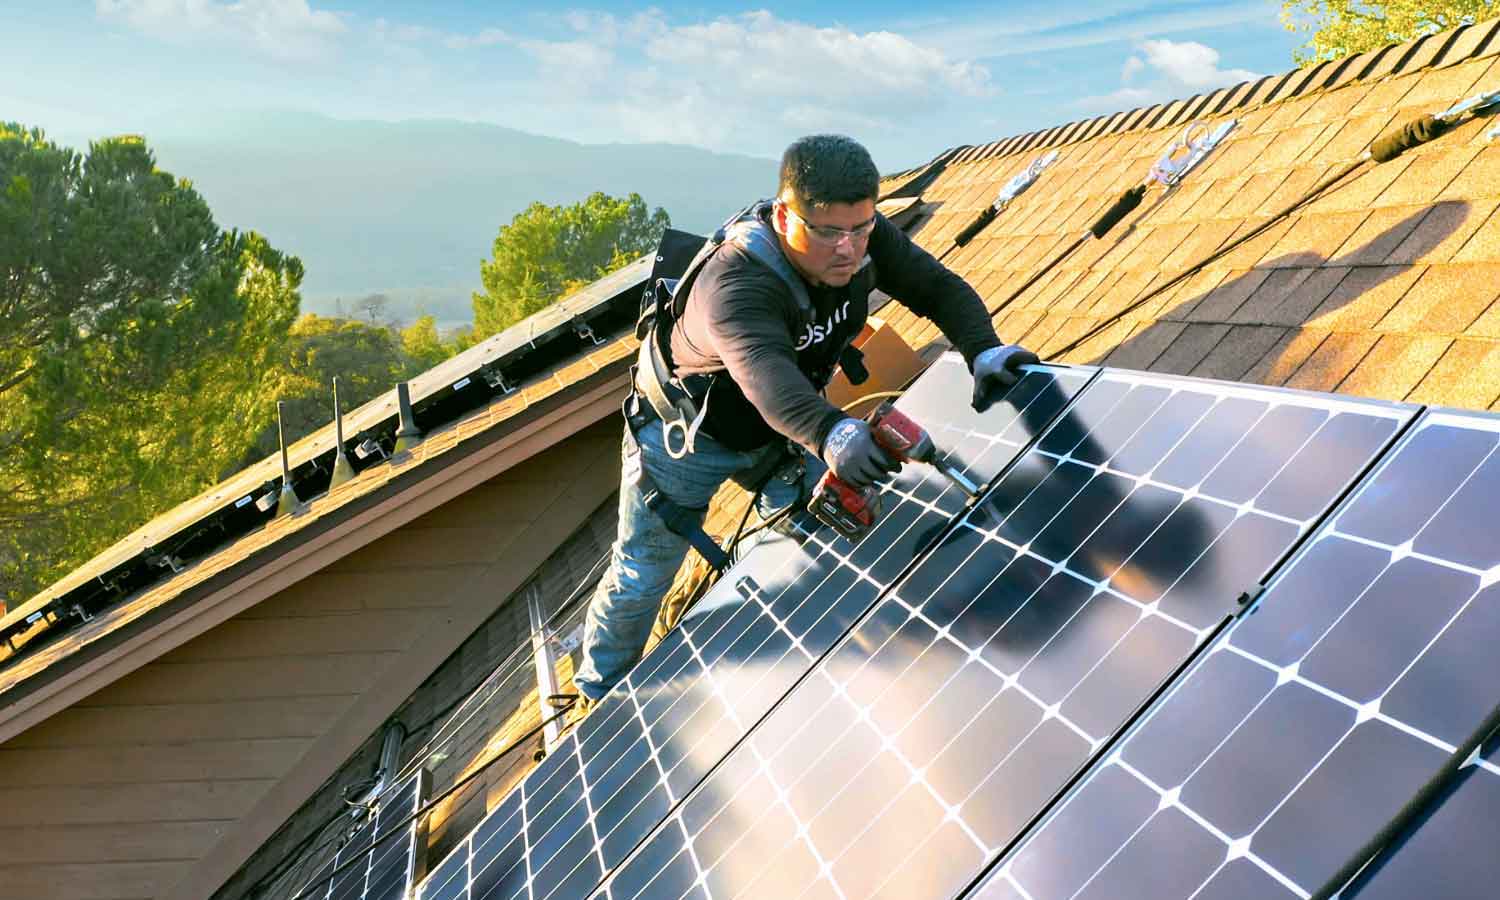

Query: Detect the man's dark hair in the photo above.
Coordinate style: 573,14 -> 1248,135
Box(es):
777,134 -> 879,210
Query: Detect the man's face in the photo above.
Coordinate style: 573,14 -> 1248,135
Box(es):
774,195 -> 876,287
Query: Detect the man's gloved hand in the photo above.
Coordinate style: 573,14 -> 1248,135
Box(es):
972,344 -> 1040,412
820,418 -> 900,489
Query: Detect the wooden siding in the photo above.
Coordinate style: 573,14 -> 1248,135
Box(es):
0,417 -> 624,900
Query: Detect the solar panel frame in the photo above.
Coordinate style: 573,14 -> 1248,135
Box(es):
303,769 -> 430,900
593,368 -> 1416,900
974,405 -> 1500,900
409,358 -> 1096,900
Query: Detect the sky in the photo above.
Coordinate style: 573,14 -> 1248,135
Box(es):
4,1 -> 1303,170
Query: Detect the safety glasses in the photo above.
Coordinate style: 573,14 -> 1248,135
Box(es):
781,202 -> 876,247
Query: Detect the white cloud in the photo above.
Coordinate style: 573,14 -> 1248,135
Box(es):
495,9 -> 992,153
1078,37 -> 1259,112
909,1 -> 1273,60
644,11 -> 991,100
518,37 -> 615,71
96,0 -> 346,60
444,27 -> 511,50
1138,39 -> 1258,87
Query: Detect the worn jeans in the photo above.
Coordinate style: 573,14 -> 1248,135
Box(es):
573,415 -> 817,701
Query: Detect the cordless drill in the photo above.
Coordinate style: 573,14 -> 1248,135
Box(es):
808,402 -> 981,541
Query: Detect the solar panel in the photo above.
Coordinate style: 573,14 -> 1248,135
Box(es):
978,407 -> 1500,900
595,370 -> 1413,900
306,770 -> 430,900
410,356 -> 1092,900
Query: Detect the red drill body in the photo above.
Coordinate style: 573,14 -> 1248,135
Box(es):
808,403 -> 981,541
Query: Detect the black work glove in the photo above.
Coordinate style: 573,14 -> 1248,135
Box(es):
820,418 -> 900,489
971,344 -> 1040,412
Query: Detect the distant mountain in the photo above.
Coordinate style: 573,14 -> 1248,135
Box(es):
140,110 -> 779,326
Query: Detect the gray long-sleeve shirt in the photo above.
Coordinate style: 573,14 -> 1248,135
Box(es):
668,209 -> 1002,454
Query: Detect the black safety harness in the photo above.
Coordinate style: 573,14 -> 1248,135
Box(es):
624,200 -> 872,571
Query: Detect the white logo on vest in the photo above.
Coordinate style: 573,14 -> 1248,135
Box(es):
794,300 -> 852,351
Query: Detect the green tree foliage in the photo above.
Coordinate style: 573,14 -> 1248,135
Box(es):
0,125 -> 302,607
472,191 -> 669,337
241,313 -> 409,465
401,314 -> 456,374
1282,0 -> 1498,64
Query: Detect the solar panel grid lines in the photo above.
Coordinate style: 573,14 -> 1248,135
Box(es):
304,769 -> 430,900
410,359 -> 1093,900
594,370 -> 1415,900
565,364 -> 1091,897
979,406 -> 1500,900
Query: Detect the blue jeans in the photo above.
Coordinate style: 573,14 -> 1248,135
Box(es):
574,416 -> 817,701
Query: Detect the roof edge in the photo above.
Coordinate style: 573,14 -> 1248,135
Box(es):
0,363 -> 631,744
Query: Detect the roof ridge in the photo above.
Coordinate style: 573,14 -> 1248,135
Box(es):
903,17 -> 1500,176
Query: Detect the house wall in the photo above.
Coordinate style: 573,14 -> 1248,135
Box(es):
0,416 -> 624,900
211,498 -> 617,900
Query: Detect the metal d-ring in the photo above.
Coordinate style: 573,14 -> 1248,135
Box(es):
662,416 -> 692,459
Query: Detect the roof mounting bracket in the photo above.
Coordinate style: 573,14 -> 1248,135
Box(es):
146,550 -> 185,574
482,366 -> 518,395
1149,119 -> 1237,187
1436,87 -> 1500,122
354,438 -> 388,462
995,149 -> 1060,209
573,321 -> 605,346
1488,121 -> 1500,142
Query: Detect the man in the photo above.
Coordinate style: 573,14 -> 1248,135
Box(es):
572,134 -> 1036,707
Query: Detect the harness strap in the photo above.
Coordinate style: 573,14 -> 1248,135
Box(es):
621,395 -> 731,573
641,487 -> 730,573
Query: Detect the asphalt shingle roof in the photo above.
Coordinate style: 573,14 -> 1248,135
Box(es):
878,19 -> 1500,412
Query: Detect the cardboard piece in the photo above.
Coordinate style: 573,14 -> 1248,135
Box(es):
823,315 -> 928,414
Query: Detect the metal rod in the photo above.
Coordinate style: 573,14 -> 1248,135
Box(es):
394,382 -> 423,453
275,401 -> 300,517
527,585 -> 564,751
334,378 -> 345,447
330,377 -> 356,489
278,401 -> 290,481
935,460 -> 982,498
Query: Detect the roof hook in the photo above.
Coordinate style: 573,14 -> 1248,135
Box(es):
1149,119 -> 1237,187
997,149 -> 1060,207
951,149 -> 1061,248
1435,87 -> 1500,123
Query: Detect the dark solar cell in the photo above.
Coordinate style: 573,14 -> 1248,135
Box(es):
595,371 -> 1409,900
981,409 -> 1500,900
314,771 -> 427,900
414,357 -> 1090,900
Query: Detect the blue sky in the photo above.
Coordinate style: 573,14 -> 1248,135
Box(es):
5,1 -> 1302,169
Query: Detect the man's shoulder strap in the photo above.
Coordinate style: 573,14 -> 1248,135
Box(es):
664,200 -> 815,322
720,204 -> 813,320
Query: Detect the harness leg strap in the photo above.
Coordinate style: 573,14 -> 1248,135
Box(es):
623,390 -> 732,574
641,486 -> 731,573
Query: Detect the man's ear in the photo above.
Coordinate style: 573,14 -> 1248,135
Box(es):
771,200 -> 789,235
